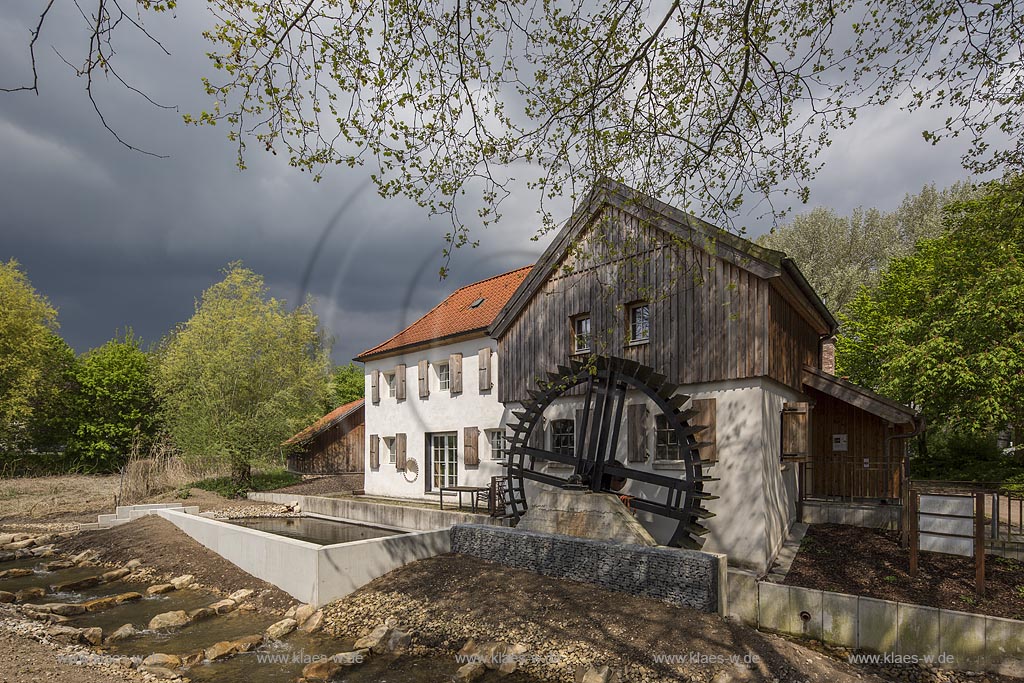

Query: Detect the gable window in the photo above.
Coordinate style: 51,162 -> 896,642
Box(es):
430,432 -> 458,489
552,419 -> 575,457
629,303 -> 650,343
437,362 -> 451,391
655,415 -> 681,460
487,429 -> 509,460
573,316 -> 591,353
384,436 -> 397,464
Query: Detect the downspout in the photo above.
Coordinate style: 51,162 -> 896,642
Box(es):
888,414 -> 926,545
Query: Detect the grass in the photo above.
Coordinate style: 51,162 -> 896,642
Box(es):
188,468 -> 301,499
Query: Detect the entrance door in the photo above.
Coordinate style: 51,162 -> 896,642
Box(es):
429,432 -> 458,491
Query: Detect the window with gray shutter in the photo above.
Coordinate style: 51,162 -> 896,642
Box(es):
463,426 -> 479,467
395,432 -> 407,471
478,348 -> 492,392
418,359 -> 429,398
450,353 -> 463,394
369,434 -> 380,469
395,364 -> 406,400
371,370 -> 380,404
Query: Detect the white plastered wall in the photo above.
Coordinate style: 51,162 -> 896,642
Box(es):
363,336 -> 512,499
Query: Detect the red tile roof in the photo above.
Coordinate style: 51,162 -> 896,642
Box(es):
355,266 -> 532,361
283,398 -> 364,446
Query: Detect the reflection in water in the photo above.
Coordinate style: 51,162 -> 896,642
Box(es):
225,517 -> 401,545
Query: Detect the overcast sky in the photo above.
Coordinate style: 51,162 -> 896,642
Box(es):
0,4 -> 984,364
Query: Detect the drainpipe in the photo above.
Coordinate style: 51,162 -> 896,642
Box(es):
888,414 -> 925,545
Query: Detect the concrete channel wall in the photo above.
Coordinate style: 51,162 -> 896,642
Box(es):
156,509 -> 450,607
726,571 -> 1024,676
248,492 -> 505,531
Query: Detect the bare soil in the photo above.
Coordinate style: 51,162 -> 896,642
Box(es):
323,554 -> 891,683
59,516 -> 296,612
784,524 -> 1024,620
0,627 -> 137,683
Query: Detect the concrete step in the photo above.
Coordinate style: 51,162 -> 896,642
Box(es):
115,503 -> 183,519
98,518 -> 132,529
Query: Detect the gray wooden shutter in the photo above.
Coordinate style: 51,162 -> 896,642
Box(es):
627,403 -> 647,462
369,434 -> 379,469
692,398 -> 717,462
418,360 -> 429,398
781,402 -> 810,460
395,433 -> 407,471
464,426 -> 479,467
450,353 -> 463,394
371,369 -> 380,404
478,348 -> 492,392
395,364 -> 406,401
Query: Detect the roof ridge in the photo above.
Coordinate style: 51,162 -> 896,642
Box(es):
447,265 -> 533,294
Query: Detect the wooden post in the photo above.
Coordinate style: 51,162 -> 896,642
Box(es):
975,492 -> 986,596
908,488 -> 919,576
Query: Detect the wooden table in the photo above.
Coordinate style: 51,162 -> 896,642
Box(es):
438,485 -> 490,513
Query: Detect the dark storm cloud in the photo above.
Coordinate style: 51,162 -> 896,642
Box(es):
0,3 -> 983,364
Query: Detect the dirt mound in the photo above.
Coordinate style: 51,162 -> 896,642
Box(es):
323,554 -> 888,683
59,516 -> 295,612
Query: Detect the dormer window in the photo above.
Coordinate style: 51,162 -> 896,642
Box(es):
629,302 -> 650,344
573,315 -> 591,353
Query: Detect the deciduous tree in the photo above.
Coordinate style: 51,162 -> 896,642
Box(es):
837,175 -> 1024,431
759,182 -> 976,315
66,330 -> 159,472
155,263 -> 330,482
0,260 -> 59,460
328,362 -> 364,410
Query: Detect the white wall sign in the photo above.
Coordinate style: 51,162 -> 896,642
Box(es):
832,433 -> 848,452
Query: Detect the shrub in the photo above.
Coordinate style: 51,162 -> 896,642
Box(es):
190,468 -> 301,499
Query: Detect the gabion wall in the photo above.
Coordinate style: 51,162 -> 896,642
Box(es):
450,524 -> 721,612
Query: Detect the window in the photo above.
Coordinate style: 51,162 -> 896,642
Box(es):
384,437 -> 397,464
488,430 -> 509,460
384,372 -> 396,397
430,432 -> 458,489
629,303 -> 650,343
655,415 -> 681,460
552,419 -> 575,457
573,316 -> 591,353
437,362 -> 451,391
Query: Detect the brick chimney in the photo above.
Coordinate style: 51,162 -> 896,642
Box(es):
821,336 -> 836,374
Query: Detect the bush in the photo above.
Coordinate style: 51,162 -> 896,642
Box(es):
189,468 -> 301,499
1003,473 -> 1024,497
911,428 -> 1024,483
